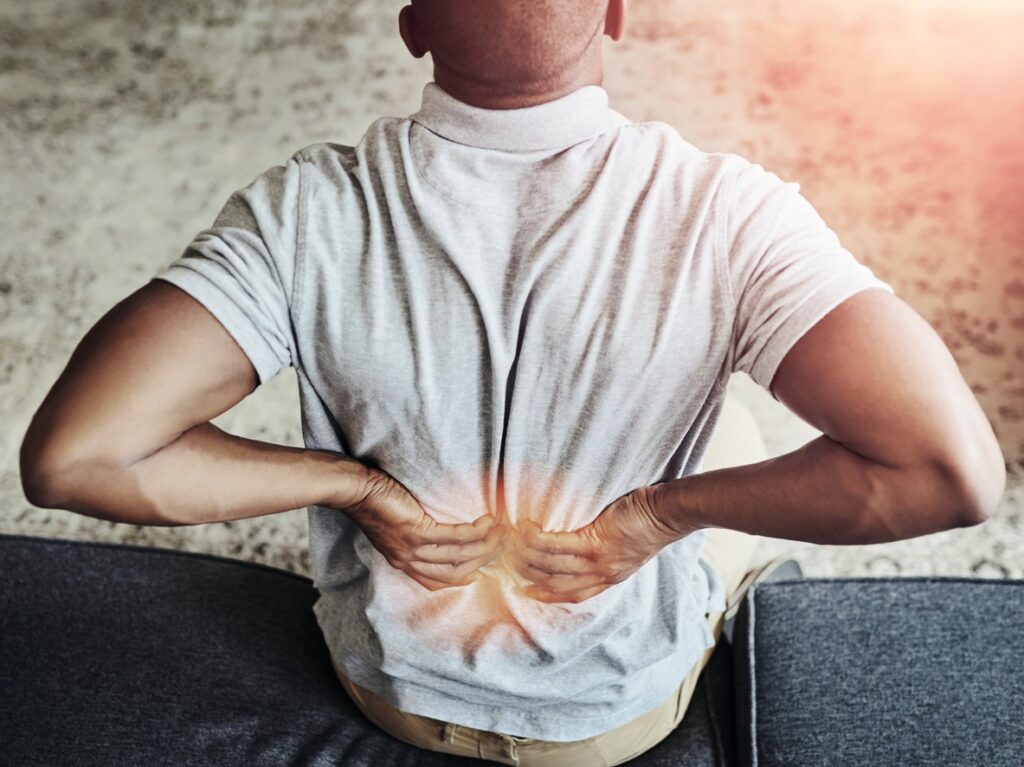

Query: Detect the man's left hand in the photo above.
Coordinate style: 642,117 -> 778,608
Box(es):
508,485 -> 693,604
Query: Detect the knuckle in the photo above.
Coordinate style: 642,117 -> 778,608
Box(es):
382,549 -> 405,566
401,527 -> 424,545
412,543 -> 438,558
580,528 -> 601,552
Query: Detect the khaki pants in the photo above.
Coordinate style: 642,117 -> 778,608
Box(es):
330,395 -> 766,766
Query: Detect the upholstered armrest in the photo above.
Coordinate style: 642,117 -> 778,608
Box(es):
732,578 -> 1024,767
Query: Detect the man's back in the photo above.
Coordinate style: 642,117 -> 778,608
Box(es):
152,81 -> 894,740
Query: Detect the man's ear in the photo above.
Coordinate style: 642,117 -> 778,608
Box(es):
604,0 -> 626,42
399,5 -> 429,58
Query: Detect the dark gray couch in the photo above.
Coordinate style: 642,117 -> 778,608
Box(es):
1,533 -> 1021,766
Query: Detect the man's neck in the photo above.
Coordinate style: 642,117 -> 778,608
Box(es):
431,52 -> 604,110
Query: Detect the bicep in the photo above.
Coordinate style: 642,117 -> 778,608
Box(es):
769,287 -> 998,480
22,279 -> 258,478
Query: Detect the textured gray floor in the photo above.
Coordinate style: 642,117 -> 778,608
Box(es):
2,0 -> 1021,579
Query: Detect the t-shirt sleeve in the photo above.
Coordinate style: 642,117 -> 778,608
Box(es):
152,154 -> 305,386
720,157 -> 895,398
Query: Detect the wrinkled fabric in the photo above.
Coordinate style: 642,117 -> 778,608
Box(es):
153,81 -> 893,741
734,579 -> 1024,766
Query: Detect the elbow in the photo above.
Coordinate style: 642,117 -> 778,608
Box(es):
20,449 -> 71,509
933,442 -> 1007,530
953,461 -> 1006,528
21,427 -> 170,527
946,501 -> 997,532
960,421 -> 1008,525
20,424 -> 86,509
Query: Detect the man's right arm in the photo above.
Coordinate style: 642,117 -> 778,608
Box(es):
652,288 -> 1006,544
18,279 -> 374,527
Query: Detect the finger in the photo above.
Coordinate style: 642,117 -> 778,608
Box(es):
412,522 -> 505,563
415,514 -> 497,544
407,570 -> 463,592
524,582 -> 610,604
426,568 -> 486,588
411,548 -> 498,581
514,560 -> 608,593
510,534 -> 592,575
520,520 -> 594,557
411,553 -> 498,584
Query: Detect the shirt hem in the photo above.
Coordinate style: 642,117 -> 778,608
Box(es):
330,635 -> 714,743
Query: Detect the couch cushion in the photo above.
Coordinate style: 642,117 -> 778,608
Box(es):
732,578 -> 1024,767
0,533 -> 732,766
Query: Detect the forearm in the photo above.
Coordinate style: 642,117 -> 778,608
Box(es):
33,421 -> 371,527
653,433 -> 985,545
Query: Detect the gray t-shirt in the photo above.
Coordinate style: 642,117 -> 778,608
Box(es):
154,81 -> 894,741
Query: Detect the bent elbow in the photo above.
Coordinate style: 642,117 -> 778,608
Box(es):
946,502 -> 992,531
937,452 -> 1006,530
22,436 -> 51,508
20,453 -> 70,509
19,427 -> 84,509
958,464 -> 1006,527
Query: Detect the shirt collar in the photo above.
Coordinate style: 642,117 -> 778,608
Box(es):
409,81 -> 632,152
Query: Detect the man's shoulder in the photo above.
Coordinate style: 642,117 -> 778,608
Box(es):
275,140 -> 373,197
611,119 -> 755,179
289,141 -> 360,169
288,115 -> 413,174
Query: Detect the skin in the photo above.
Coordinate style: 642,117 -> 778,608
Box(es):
507,289 -> 1008,603
398,0 -> 626,109
343,469 -> 505,590
18,281 -> 501,593
20,4 -> 1005,604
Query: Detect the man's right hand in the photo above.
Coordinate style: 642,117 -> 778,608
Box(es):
338,469 -> 505,591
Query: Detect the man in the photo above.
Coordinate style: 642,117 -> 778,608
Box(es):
20,1 -> 1005,765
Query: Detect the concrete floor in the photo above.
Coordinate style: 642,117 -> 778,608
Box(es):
2,0 -> 1021,578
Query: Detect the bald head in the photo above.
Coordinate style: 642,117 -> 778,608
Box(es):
399,0 -> 626,109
